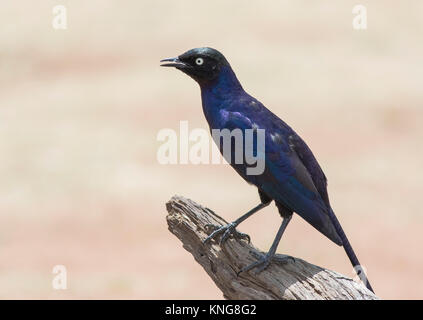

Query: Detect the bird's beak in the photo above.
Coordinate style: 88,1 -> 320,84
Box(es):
160,57 -> 187,68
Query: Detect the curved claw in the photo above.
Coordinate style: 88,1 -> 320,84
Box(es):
274,255 -> 295,264
237,255 -> 271,276
203,222 -> 249,245
237,254 -> 293,276
203,223 -> 231,244
220,227 -> 233,245
220,227 -> 250,245
237,232 -> 251,244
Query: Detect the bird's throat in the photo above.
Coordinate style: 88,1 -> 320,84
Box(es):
200,66 -> 244,124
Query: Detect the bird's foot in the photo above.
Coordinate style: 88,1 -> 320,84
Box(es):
237,253 -> 294,276
203,222 -> 250,245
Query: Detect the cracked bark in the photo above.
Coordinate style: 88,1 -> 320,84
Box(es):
165,195 -> 378,300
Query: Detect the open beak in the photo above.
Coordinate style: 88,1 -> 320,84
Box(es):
160,57 -> 187,68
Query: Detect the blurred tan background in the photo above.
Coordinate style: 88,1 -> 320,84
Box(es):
1,1 -> 422,299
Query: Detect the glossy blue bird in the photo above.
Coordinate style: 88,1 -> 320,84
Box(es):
161,47 -> 374,293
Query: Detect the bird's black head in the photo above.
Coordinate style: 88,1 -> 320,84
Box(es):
160,47 -> 230,85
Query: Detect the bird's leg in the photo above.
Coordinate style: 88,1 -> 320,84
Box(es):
238,214 -> 293,275
203,202 -> 269,245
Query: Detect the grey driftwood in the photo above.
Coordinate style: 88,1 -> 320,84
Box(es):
166,195 -> 378,300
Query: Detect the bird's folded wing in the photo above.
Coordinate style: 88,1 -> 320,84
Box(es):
263,132 -> 343,245
219,110 -> 342,245
287,134 -> 331,208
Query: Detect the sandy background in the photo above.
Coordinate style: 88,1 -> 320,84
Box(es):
0,1 -> 422,299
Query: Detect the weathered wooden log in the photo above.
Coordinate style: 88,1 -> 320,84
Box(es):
166,195 -> 378,300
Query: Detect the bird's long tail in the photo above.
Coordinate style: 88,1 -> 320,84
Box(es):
327,209 -> 375,293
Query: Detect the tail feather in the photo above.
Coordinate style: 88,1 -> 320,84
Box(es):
327,209 -> 375,293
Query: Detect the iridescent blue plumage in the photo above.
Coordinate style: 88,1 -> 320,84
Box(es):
161,47 -> 374,293
201,65 -> 342,245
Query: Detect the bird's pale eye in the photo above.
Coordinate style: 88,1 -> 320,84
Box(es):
195,57 -> 204,66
